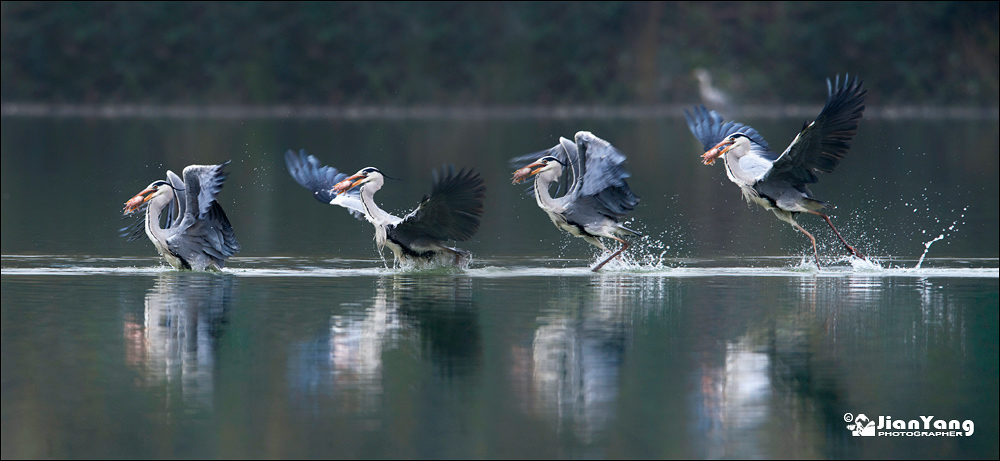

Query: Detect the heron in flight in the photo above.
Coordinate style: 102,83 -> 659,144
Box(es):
685,74 -> 867,267
121,162 -> 240,270
284,150 -> 486,268
511,131 -> 641,272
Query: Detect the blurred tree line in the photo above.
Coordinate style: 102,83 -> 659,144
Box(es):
2,1 -> 997,106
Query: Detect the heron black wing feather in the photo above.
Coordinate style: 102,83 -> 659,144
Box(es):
685,105 -> 771,153
393,165 -> 486,243
119,207 -> 148,242
764,74 -> 867,184
283,149 -> 366,220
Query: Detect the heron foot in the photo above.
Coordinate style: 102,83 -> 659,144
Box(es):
590,237 -> 629,272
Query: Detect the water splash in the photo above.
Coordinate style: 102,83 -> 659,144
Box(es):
587,222 -> 688,272
849,256 -> 883,271
913,206 -> 965,269
915,234 -> 945,269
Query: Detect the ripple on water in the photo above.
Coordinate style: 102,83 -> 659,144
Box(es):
1,255 -> 996,279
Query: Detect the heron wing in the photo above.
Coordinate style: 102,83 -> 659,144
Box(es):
684,104 -> 771,152
118,207 -> 148,242
763,75 -> 867,185
574,132 -> 639,219
165,170 -> 186,228
168,200 -> 241,267
284,149 -> 366,220
181,162 -> 232,220
393,165 -> 486,243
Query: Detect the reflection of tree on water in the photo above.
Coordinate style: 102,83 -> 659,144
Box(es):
122,273 -> 233,410
511,275 -> 630,442
287,275 -> 480,418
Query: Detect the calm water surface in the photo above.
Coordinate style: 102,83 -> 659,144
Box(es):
2,116 -> 998,458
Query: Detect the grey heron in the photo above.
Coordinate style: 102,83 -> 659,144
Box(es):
284,150 -> 486,268
121,162 -> 240,270
511,131 -> 640,272
693,68 -> 735,115
685,74 -> 867,267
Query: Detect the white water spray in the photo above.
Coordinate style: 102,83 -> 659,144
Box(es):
915,233 -> 946,269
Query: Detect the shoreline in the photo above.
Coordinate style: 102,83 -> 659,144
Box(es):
3,102 -> 997,121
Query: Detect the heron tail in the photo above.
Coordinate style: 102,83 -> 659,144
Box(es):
803,197 -> 828,211
616,223 -> 642,237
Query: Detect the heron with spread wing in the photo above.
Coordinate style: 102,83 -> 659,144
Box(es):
685,74 -> 868,267
121,162 -> 240,270
511,131 -> 641,272
284,150 -> 486,268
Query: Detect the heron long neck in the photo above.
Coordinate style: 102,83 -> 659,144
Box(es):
532,173 -> 564,213
722,141 -> 757,185
144,191 -> 175,255
359,184 -> 396,227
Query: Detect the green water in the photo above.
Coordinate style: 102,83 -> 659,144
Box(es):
2,116 -> 998,458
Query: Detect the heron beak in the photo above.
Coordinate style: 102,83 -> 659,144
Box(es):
511,161 -> 547,185
123,187 -> 157,214
333,174 -> 366,195
702,139 -> 732,165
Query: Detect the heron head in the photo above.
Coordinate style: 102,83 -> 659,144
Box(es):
123,180 -> 172,214
334,167 -> 383,194
703,133 -> 751,165
693,68 -> 714,86
511,156 -> 564,184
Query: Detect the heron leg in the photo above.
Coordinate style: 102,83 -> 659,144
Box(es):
591,236 -> 629,272
807,211 -> 865,260
791,221 -> 821,269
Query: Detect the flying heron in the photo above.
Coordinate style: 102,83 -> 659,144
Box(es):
685,74 -> 867,267
511,131 -> 641,272
121,162 -> 240,270
284,150 -> 486,268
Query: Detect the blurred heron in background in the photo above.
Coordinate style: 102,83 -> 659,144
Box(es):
685,75 -> 868,267
511,131 -> 641,272
693,68 -> 736,115
285,150 -> 486,268
121,162 -> 240,270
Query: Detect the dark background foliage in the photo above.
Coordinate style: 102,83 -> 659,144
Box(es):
2,1 -> 998,106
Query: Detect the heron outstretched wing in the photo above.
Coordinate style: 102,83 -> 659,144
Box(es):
180,162 -> 231,221
763,74 -> 867,185
170,162 -> 240,264
573,132 -> 639,219
684,105 -> 772,154
392,165 -> 486,244
284,149 -> 366,220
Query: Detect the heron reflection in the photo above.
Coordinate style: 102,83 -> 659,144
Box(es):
510,275 -> 632,441
123,273 -> 233,409
288,276 -> 480,416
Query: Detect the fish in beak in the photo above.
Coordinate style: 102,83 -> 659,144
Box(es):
702,139 -> 734,165
123,187 -> 158,214
333,174 -> 366,194
511,161 -> 547,185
